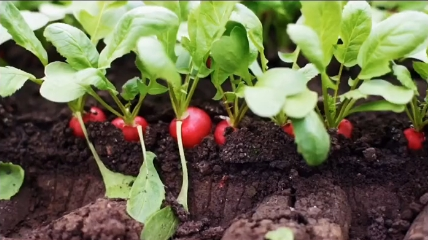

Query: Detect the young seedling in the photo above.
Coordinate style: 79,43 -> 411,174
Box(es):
402,61 -> 428,150
209,22 -> 254,145
284,1 -> 428,141
208,4 -> 269,145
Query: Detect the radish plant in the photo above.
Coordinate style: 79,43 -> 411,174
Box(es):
401,59 -> 428,150
285,1 -> 428,140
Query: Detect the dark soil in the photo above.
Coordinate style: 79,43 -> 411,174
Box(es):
1,43 -> 428,240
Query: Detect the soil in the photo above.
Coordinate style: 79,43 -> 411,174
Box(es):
1,42 -> 428,240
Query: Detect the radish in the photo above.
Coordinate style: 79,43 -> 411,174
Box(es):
282,122 -> 294,137
206,57 -> 212,69
69,107 -> 106,138
214,119 -> 236,145
169,107 -> 212,148
338,119 -> 353,138
112,116 -> 148,142
404,128 -> 425,150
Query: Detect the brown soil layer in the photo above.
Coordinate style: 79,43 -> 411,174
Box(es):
1,44 -> 428,240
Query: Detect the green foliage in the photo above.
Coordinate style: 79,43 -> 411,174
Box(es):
0,162 -> 24,200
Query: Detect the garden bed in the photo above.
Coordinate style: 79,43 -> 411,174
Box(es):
1,45 -> 428,240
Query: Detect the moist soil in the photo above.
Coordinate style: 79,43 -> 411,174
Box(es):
1,44 -> 428,240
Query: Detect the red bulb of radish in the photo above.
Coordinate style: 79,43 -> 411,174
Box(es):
206,57 -> 212,69
403,128 -> 425,150
338,119 -> 353,139
214,119 -> 235,145
282,123 -> 294,137
69,107 -> 106,138
169,107 -> 212,148
111,116 -> 148,142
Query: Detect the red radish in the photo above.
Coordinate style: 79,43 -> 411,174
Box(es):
111,116 -> 148,142
338,119 -> 353,138
206,57 -> 212,68
87,107 -> 107,122
403,128 -> 425,150
169,107 -> 212,148
282,123 -> 294,137
69,107 -> 106,138
214,119 -> 235,145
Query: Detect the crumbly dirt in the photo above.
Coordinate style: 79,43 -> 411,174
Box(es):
1,43 -> 428,240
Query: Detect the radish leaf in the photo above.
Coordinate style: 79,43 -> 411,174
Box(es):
127,151 -> 165,223
244,68 -> 308,118
358,79 -> 414,105
301,1 -> 342,66
392,65 -> 417,91
185,1 -> 237,76
265,227 -> 294,240
287,24 -> 325,73
74,1 -> 128,44
0,162 -> 24,200
230,3 -> 267,71
334,1 -> 372,67
44,23 -> 99,70
141,206 -> 179,240
349,100 -> 405,114
291,110 -> 330,166
0,2 -> 48,65
98,6 -> 179,68
136,37 -> 181,99
358,11 -> 428,79
283,90 -> 318,119
413,62 -> 428,81
0,67 -> 36,97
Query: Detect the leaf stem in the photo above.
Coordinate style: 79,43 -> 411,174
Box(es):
321,72 -> 334,128
291,47 -> 300,70
176,120 -> 189,212
137,125 -> 147,162
87,88 -> 124,118
131,94 -> 146,119
333,63 -> 344,109
182,76 -> 200,114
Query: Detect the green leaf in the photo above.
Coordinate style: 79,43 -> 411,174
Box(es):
301,1 -> 342,66
287,24 -> 325,72
0,162 -> 24,200
136,37 -> 182,99
349,100 -> 405,114
74,1 -> 128,44
358,11 -> 428,79
244,68 -> 308,118
144,1 -> 181,62
413,61 -> 428,80
358,79 -> 414,105
278,48 -> 298,64
334,1 -> 372,67
141,207 -> 179,240
0,10 -> 49,45
0,67 -> 36,97
98,6 -> 179,68
339,89 -> 367,102
40,62 -> 108,102
230,3 -> 268,71
265,227 -> 294,240
211,24 -> 250,83
298,63 -> 320,82
283,90 -> 318,119
127,151 -> 165,223
186,1 -> 237,71
392,65 -> 417,91
291,110 -> 330,166
0,2 -> 48,65
121,77 -> 145,101
43,23 -> 99,70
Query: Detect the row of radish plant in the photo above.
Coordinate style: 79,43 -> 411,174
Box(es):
1,1 -> 428,239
